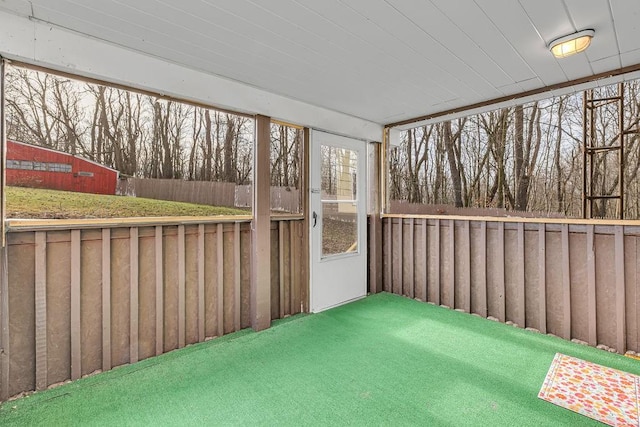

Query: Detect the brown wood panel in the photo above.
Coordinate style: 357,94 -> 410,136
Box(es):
129,228 -> 139,363
615,226 -> 626,353
162,227 -> 178,353
595,233 -> 616,348
404,218 -> 414,298
586,225 -> 597,346
216,224 -> 224,336
368,215 -> 382,294
624,235 -> 637,352
568,230 -> 587,343
515,223 -> 525,327
523,229 -> 539,329
289,221 -> 299,315
486,223 -> 505,322
270,227 -> 280,320
177,225 -> 186,349
430,219 -> 441,305
545,229 -> 564,337
70,230 -> 81,380
384,217 -> 392,292
561,224 -> 571,340
154,226 -> 163,356
0,247 -> 10,400
418,219 -> 428,302
470,221 -> 487,317
184,225 -> 199,346
204,225 -> 218,338
538,224 -> 547,333
46,232 -> 72,385
7,238 -> 36,397
496,223 -> 505,322
393,219 -> 403,295
111,230 -> 130,367
234,222 -> 241,328
223,224 -> 235,334
459,221 -> 471,313
441,220 -> 454,308
278,222 -> 286,318
137,227 -> 156,361
240,228 -> 252,328
101,229 -> 112,371
197,224 -> 205,342
34,232 -> 47,390
79,230 -> 101,376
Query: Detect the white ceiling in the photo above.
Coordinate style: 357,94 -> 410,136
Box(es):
1,0 -> 640,127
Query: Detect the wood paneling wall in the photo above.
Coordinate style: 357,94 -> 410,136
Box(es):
0,218 -> 305,400
375,217 -> 640,355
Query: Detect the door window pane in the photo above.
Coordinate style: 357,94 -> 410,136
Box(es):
320,144 -> 358,257
322,202 -> 357,257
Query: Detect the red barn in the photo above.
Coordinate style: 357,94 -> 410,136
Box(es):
6,140 -> 119,195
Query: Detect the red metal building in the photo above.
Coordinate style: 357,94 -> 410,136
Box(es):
6,140 -> 119,195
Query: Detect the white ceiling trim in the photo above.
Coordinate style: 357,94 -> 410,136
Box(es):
0,10 -> 383,142
392,68 -> 640,130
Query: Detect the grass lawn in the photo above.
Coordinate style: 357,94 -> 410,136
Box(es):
6,186 -> 249,218
1,293 -> 638,426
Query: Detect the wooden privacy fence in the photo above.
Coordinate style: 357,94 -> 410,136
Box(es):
117,178 -> 301,212
117,178 -> 237,207
0,217 -> 306,401
371,216 -> 640,355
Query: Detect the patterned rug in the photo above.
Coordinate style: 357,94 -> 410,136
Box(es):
538,353 -> 640,426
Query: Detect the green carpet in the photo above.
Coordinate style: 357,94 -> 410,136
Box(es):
2,292 -> 639,426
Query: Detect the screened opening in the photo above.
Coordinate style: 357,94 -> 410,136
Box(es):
387,80 -> 640,219
4,64 -> 254,219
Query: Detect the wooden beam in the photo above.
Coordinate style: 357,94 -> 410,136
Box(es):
251,115 -> 271,331
301,128 -> 310,312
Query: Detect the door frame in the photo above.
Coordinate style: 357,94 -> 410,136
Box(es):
309,130 -> 367,313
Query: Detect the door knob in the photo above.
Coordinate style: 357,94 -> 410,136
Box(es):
312,211 -> 318,228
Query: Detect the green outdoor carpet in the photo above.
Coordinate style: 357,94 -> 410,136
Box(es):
2,292 -> 639,426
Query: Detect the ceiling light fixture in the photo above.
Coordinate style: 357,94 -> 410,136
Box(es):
548,29 -> 595,58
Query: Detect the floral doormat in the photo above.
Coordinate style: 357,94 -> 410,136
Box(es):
538,353 -> 640,426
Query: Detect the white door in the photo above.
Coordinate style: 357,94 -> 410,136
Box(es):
310,130 -> 367,312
